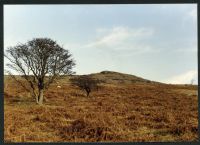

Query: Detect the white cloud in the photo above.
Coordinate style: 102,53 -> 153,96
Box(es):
85,26 -> 154,53
188,8 -> 197,21
181,6 -> 197,24
163,70 -> 198,84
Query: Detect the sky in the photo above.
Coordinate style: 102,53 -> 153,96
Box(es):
4,4 -> 198,84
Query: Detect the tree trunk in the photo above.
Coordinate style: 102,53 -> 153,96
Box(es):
34,94 -> 39,104
38,89 -> 44,105
36,98 -> 39,104
86,90 -> 90,97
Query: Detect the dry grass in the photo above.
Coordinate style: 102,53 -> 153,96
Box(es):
4,74 -> 198,142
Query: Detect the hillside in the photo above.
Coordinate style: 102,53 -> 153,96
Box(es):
4,71 -> 158,86
4,71 -> 198,142
90,71 -> 157,84
42,70 -> 162,86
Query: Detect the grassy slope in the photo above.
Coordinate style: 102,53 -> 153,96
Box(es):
4,72 -> 198,142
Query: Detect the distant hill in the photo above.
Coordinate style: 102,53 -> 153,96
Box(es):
83,71 -> 162,85
4,71 -> 163,85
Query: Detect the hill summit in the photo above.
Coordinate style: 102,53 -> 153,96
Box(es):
88,70 -> 156,85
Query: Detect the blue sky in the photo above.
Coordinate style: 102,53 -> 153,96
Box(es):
4,4 -> 197,84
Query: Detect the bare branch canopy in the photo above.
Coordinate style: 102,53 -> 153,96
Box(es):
5,38 -> 76,104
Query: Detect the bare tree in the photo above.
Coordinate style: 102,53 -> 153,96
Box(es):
70,75 -> 100,97
5,38 -> 75,105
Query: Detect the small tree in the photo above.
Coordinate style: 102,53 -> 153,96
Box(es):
5,38 -> 75,105
70,75 -> 100,97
